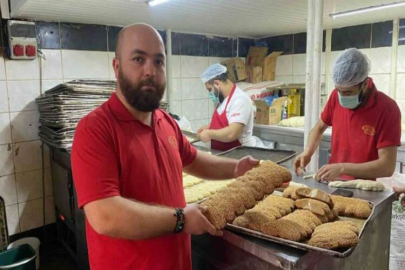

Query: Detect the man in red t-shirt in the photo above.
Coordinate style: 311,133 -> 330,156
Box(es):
294,48 -> 401,181
71,24 -> 259,270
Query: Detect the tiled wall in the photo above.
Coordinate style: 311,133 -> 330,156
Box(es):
395,19 -> 405,121
0,21 -> 147,236
170,32 -> 237,132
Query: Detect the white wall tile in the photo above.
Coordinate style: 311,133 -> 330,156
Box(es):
0,175 -> 17,206
41,49 -> 63,79
275,55 -> 293,76
45,196 -> 55,225
208,57 -> 228,66
275,76 -> 293,84
0,57 -> 6,80
16,170 -> 43,203
359,48 -> 371,60
62,50 -> 109,79
5,58 -> 40,80
19,198 -> 43,232
10,111 -> 40,143
0,113 -> 12,144
108,52 -> 116,79
293,54 -> 306,76
293,75 -> 306,84
41,80 -> 63,93
398,46 -> 405,73
13,140 -> 42,173
328,50 -> 342,75
6,204 -> 20,235
180,56 -> 208,78
44,168 -> 53,196
182,99 -> 209,121
171,78 -> 182,101
171,55 -> 181,78
397,74 -> 405,99
171,100 -> 182,116
7,80 -> 40,112
371,74 -> 391,96
190,119 -> 210,133
182,78 -> 208,100
0,144 -> 14,177
321,52 -> 326,75
370,47 -> 392,74
0,81 -> 8,113
208,99 -> 216,118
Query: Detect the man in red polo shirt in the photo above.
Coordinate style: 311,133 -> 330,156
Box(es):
294,48 -> 401,181
71,24 -> 259,270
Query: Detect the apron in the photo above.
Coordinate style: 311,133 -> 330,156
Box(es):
209,85 -> 242,151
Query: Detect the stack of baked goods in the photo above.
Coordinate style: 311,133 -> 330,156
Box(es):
201,161 -> 292,229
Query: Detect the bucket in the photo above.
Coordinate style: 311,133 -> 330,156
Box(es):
7,238 -> 40,270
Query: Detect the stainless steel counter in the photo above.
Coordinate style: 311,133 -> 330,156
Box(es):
192,172 -> 396,270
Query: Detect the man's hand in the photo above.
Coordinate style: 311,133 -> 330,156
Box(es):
197,125 -> 209,135
293,151 -> 312,176
315,163 -> 345,182
393,186 -> 405,196
234,155 -> 260,178
183,204 -> 223,236
198,130 -> 211,143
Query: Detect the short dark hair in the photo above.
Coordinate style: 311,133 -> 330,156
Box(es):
207,72 -> 228,84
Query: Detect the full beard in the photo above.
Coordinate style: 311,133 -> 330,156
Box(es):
118,68 -> 166,112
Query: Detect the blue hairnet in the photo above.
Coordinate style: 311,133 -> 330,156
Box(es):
332,48 -> 371,88
201,64 -> 227,83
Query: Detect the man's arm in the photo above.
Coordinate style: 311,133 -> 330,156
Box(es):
198,123 -> 244,143
293,119 -> 328,175
84,196 -> 222,240
316,146 -> 397,180
184,150 -> 259,180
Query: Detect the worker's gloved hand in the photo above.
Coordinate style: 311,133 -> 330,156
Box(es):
293,151 -> 312,176
328,180 -> 385,192
234,156 -> 260,178
183,204 -> 223,236
197,130 -> 211,142
197,125 -> 209,134
315,163 -> 344,182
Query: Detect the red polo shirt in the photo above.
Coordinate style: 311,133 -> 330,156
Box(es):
71,93 -> 197,270
321,78 -> 401,180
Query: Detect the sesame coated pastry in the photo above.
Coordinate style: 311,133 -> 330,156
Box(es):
308,221 -> 360,250
282,186 -> 300,200
331,195 -> 372,219
233,210 -> 276,231
295,198 -> 331,216
201,161 -> 291,229
295,188 -> 334,207
261,219 -> 303,242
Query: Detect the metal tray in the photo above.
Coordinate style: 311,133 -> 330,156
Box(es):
217,146 -> 296,164
225,198 -> 375,258
182,130 -> 200,143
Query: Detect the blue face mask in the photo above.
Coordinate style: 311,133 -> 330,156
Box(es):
209,91 -> 219,103
338,87 -> 365,110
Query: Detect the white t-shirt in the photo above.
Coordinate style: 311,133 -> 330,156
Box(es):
216,86 -> 256,146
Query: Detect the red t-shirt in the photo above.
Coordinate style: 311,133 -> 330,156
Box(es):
71,93 -> 197,270
321,78 -> 401,180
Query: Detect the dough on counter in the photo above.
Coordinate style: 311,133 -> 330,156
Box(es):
328,180 -> 385,192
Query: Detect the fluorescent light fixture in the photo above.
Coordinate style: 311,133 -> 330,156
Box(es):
148,0 -> 170,6
330,1 -> 405,18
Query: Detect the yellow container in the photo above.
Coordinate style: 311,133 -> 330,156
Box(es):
287,89 -> 301,118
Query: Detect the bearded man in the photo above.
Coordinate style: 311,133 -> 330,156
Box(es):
71,24 -> 259,270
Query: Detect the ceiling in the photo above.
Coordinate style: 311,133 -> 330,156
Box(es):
9,0 -> 405,38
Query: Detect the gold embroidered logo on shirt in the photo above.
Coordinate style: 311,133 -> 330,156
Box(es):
168,136 -> 178,149
362,125 -> 376,136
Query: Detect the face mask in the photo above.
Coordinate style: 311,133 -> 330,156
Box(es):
209,91 -> 219,103
338,85 -> 365,109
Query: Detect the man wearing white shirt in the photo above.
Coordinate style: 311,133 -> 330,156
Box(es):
197,64 -> 258,151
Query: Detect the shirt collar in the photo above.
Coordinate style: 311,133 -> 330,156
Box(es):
108,92 -> 164,122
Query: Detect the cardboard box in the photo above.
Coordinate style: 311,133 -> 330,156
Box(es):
246,65 -> 263,84
254,97 -> 289,125
246,47 -> 268,66
254,100 -> 269,125
269,96 -> 289,125
263,52 -> 283,81
221,58 -> 247,83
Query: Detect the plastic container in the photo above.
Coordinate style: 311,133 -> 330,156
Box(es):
7,238 -> 40,270
0,244 -> 36,270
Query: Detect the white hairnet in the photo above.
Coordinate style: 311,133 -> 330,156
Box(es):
332,48 -> 371,88
201,64 -> 227,83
